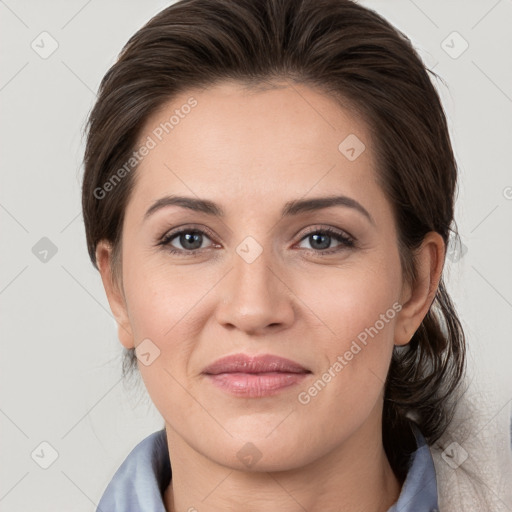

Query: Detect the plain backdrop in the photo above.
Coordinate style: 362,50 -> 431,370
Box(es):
1,0 -> 511,510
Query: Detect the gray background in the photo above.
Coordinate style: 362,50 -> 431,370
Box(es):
1,0 -> 511,510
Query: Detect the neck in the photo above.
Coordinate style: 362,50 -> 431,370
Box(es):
163,418 -> 402,512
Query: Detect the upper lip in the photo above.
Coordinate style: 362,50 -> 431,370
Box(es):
202,354 -> 310,375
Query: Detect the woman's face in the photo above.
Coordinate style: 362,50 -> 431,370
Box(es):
103,80 -> 416,470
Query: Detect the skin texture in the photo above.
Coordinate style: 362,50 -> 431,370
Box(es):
96,80 -> 445,512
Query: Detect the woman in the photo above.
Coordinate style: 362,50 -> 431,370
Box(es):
81,0 -> 511,510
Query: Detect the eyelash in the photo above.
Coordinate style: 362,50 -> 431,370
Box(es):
156,225 -> 356,257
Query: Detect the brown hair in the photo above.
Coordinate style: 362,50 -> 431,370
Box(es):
82,0 -> 466,479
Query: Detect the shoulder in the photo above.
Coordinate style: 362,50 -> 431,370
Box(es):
429,382 -> 512,511
96,429 -> 171,512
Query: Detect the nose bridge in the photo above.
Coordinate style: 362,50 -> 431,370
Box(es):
234,241 -> 275,301
215,236 -> 294,334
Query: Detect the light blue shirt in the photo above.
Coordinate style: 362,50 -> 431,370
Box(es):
96,427 -> 439,512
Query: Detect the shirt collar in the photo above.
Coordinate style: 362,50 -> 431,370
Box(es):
97,429 -> 170,512
97,426 -> 438,512
387,426 -> 439,512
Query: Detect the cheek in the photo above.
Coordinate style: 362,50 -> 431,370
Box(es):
299,259 -> 401,347
123,257 -> 207,340
120,257 -> 208,386
122,265 -> 209,420
293,258 -> 401,407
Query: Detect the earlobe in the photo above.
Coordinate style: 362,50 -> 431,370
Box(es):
394,232 -> 445,346
95,240 -> 135,349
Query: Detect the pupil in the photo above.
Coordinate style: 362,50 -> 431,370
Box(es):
311,233 -> 330,250
181,232 -> 202,250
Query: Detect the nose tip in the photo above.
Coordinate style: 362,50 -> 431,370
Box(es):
214,251 -> 295,335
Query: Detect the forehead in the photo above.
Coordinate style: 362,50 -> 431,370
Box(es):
130,80 -> 380,216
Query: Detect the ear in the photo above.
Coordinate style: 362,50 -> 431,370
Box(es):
95,240 -> 135,349
394,231 -> 445,346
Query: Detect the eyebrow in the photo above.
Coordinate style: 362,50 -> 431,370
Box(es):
144,194 -> 375,225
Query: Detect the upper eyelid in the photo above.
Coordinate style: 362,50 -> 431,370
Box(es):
299,225 -> 354,240
160,224 -> 216,241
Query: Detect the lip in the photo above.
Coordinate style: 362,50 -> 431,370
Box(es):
203,353 -> 310,375
202,353 -> 311,398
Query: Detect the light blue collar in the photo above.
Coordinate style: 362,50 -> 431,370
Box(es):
386,426 -> 439,512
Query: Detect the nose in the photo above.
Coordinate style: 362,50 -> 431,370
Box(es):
214,245 -> 295,336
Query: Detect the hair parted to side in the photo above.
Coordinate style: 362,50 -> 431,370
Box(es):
82,0 -> 466,480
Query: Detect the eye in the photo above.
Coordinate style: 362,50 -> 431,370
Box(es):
297,227 -> 356,254
157,226 -> 216,255
157,225 -> 356,257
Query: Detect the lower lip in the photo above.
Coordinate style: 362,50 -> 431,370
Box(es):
205,372 -> 309,397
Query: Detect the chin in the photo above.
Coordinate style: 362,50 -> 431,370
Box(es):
200,430 -> 319,473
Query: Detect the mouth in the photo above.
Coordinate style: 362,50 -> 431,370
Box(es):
202,353 -> 312,398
